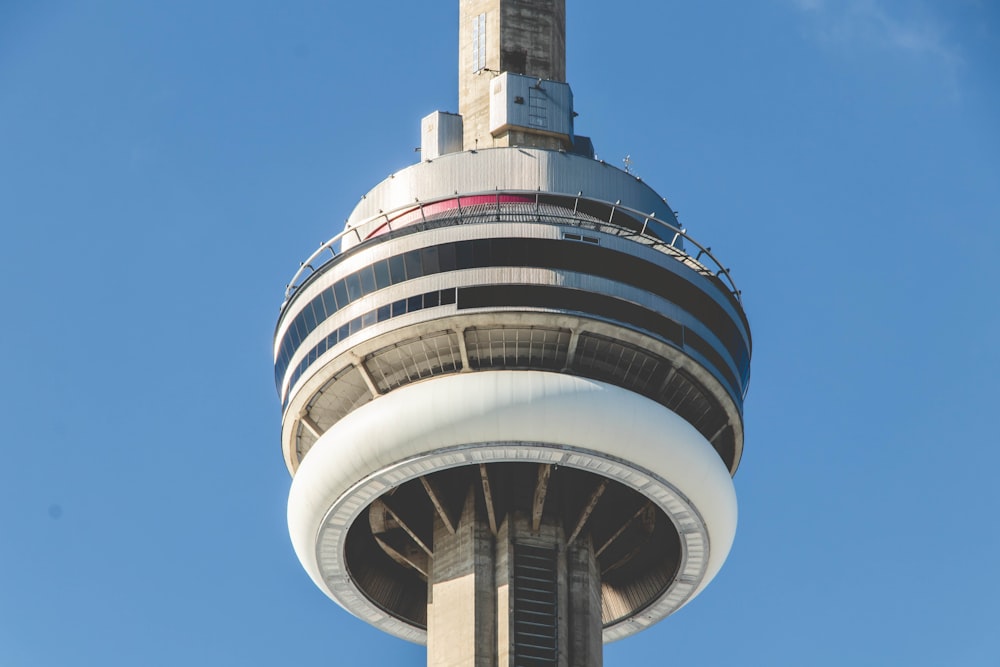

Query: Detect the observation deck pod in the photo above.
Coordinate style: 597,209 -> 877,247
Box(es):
275,147 -> 751,645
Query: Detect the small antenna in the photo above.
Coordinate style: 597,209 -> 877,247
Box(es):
623,154 -> 633,174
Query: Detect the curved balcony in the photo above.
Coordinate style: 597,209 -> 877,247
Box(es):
280,192 -> 744,315
273,196 -> 751,476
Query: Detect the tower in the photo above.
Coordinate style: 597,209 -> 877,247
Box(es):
274,1 -> 751,665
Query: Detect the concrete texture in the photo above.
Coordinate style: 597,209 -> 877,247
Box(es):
429,502 -> 601,667
459,0 -> 568,150
428,488 -> 496,667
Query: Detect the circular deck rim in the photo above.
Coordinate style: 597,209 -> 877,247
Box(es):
287,371 -> 737,644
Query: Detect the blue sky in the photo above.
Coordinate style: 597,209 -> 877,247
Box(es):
1,1 -> 998,665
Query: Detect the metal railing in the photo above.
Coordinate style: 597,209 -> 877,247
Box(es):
280,191 -> 742,311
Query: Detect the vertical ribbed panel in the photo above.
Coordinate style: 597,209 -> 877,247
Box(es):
465,326 -> 570,370
364,332 -> 463,392
513,544 -> 559,665
572,332 -> 662,393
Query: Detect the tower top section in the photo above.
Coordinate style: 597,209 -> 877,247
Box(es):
460,0 -> 565,83
457,0 -> 570,151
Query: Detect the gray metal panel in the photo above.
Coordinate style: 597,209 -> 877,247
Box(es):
346,148 -> 679,231
489,73 -> 573,138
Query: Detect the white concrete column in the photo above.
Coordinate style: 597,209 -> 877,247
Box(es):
427,487 -> 496,667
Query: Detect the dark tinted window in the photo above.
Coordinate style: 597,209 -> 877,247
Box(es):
278,287 -> 458,399
373,260 -> 391,290
345,273 -> 362,301
403,250 -> 422,280
421,246 -> 440,275
278,237 -> 747,398
455,240 -> 474,269
359,265 -> 376,294
387,254 -> 405,284
321,289 -> 337,316
301,302 -> 317,331
438,243 -> 457,272
333,280 -> 348,308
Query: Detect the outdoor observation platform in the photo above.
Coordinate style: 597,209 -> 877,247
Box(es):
275,147 -> 751,648
276,148 -> 749,472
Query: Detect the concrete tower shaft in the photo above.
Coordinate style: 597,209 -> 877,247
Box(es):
459,0 -> 568,150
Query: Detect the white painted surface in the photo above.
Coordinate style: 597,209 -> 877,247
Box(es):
489,73 -> 573,138
343,148 -> 680,244
421,111 -> 464,161
287,370 -> 737,642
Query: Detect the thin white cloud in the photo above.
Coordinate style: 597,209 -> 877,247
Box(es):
789,0 -> 961,66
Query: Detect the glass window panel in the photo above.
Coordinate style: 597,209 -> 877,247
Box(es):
345,273 -> 362,301
348,317 -> 362,335
423,290 -> 440,308
373,260 -> 391,289
438,243 -> 456,272
388,254 -> 406,284
421,246 -> 440,275
359,265 -> 376,294
403,250 -> 422,279
407,295 -> 423,312
321,289 -> 337,316
313,295 -> 328,320
492,238 -> 515,265
455,240 -> 474,269
472,238 -> 491,266
441,288 -> 456,305
361,310 -> 376,327
391,299 -> 407,317
333,280 -> 348,308
301,303 -> 317,331
376,305 -> 390,322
